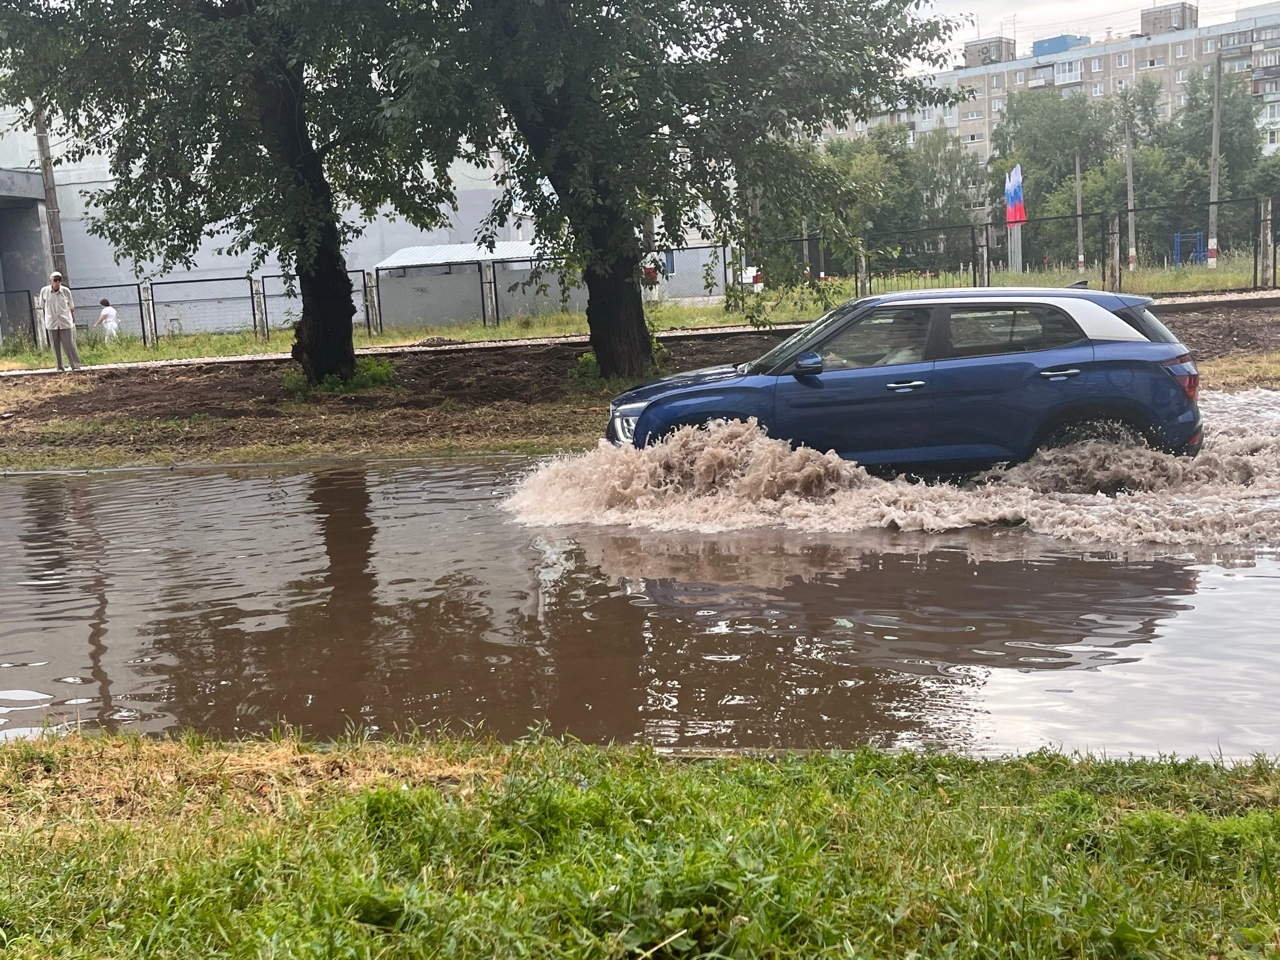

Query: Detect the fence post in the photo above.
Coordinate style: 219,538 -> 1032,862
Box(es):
969,226 -> 978,287
26,290 -> 37,346
140,281 -> 156,344
1257,198 -> 1268,289
250,277 -> 268,341
979,223 -> 990,286
134,283 -> 147,345
1108,215 -> 1122,292
362,271 -> 376,334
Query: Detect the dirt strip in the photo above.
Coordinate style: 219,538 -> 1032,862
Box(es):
0,306 -> 1276,470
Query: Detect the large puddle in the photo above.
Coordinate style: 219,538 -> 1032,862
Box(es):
1,389 -> 1278,755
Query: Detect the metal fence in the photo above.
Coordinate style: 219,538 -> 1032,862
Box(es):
0,290 -> 36,346
72,282 -> 148,344
150,276 -> 256,338
1116,197 -> 1260,295
262,271 -> 369,339
797,198 -> 1270,298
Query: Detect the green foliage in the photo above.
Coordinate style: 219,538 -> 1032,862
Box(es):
5,738 -> 1280,957
568,352 -> 602,385
285,356 -> 395,397
826,126 -> 984,239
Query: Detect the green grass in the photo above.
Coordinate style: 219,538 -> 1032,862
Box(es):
3,733 -> 1280,958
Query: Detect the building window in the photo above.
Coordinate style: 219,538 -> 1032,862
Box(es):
1092,82 -> 1105,96
990,74 -> 1002,88
961,133 -> 984,143
1176,68 -> 1189,83
1224,31 -> 1252,46
1140,57 -> 1165,69
1116,78 -> 1129,92
941,104 -> 955,119
1091,57 -> 1102,71
991,98 -> 1003,111
1266,103 -> 1280,120
1229,58 -> 1253,73
1054,60 -> 1083,83
1175,43 -> 1187,58
1116,53 -> 1130,67
854,120 -> 865,131
961,109 -> 984,120
1271,129 -> 1279,145
1266,80 -> 1280,93
1015,70 -> 1025,83
1204,38 -> 1217,54
1177,93 -> 1188,106
1203,64 -> 1212,77
1259,52 -> 1280,67
1259,26 -> 1280,41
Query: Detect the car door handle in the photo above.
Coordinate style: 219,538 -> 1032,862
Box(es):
885,380 -> 926,391
1039,368 -> 1082,379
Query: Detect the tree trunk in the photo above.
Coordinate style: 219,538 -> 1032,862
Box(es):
254,57 -> 356,385
583,252 -> 651,378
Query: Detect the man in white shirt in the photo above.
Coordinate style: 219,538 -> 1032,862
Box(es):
37,271 -> 81,371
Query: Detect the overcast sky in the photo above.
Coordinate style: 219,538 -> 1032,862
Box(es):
929,0 -> 1257,60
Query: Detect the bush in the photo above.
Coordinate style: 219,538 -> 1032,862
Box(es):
284,356 -> 396,397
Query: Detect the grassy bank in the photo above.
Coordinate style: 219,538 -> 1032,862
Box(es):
1,733 -> 1278,958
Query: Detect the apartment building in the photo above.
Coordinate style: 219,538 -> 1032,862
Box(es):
843,1 -> 1280,162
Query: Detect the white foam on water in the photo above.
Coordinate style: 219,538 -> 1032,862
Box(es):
505,389 -> 1280,545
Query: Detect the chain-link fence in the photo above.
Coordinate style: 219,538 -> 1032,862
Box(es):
0,290 -> 36,347
262,272 -> 369,339
643,245 -> 729,301
150,276 -> 256,338
70,282 -> 147,344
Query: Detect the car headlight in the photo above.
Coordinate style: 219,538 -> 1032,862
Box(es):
611,401 -> 647,444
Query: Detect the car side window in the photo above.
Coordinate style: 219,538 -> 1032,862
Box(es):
946,305 -> 1083,359
818,307 -> 933,369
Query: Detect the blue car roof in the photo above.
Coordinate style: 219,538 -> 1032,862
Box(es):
862,287 -> 1153,311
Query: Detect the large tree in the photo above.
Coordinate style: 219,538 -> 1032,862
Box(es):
404,0 -> 956,377
0,0 -> 466,384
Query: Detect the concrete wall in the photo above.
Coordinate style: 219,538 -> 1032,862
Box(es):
0,202 -> 53,296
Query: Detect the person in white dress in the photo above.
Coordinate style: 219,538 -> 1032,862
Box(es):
93,299 -> 120,341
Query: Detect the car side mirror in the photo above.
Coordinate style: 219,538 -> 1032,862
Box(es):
792,350 -> 823,376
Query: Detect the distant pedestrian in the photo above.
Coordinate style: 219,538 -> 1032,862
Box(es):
93,298 -> 119,341
37,271 -> 80,372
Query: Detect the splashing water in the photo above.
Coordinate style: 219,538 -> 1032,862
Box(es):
505,390 -> 1280,545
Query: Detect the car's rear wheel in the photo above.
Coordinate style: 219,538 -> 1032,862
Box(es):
1039,417 -> 1149,451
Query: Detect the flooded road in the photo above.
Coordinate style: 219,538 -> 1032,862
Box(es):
1,428 -> 1278,755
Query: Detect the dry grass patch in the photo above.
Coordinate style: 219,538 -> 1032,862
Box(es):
1200,352 -> 1280,391
0,733 -> 497,828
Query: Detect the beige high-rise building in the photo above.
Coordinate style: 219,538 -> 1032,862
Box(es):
834,2 -> 1280,196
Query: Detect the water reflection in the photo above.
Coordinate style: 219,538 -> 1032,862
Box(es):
0,461 -> 1275,755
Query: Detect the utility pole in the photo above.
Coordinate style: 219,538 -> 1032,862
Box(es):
1125,121 -> 1137,271
1208,52 -> 1223,269
1075,150 -> 1086,274
33,106 -> 67,279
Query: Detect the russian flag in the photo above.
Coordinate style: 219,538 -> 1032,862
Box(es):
1005,163 -> 1027,226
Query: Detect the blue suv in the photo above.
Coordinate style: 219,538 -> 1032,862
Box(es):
606,289 -> 1202,468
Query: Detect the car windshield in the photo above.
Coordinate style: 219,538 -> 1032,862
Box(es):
741,300 -> 864,374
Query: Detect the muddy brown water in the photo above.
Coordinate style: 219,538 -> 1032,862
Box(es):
1,452 -> 1278,756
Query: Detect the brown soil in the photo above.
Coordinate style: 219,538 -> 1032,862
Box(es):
1156,305 -> 1280,360
0,310 -> 1275,471
0,332 -> 788,469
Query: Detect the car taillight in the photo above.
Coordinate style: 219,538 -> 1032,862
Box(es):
1162,353 -> 1199,403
